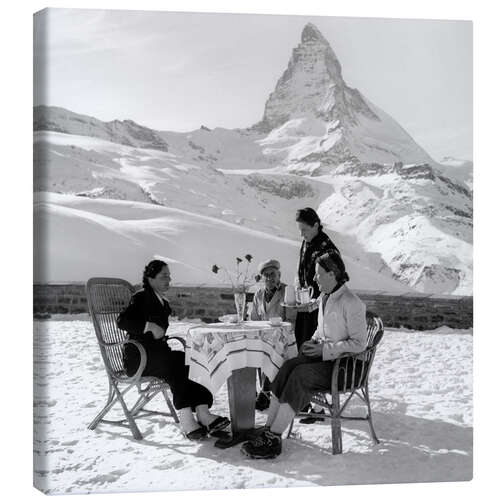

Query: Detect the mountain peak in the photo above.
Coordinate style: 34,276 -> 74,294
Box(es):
254,23 -> 364,132
301,23 -> 328,44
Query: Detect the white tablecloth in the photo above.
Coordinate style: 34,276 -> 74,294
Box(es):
185,321 -> 297,394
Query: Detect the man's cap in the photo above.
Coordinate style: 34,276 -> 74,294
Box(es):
258,259 -> 280,274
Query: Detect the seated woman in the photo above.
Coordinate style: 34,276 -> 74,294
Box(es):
241,252 -> 367,459
117,259 -> 229,441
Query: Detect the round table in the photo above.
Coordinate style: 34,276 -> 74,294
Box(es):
185,320 -> 297,446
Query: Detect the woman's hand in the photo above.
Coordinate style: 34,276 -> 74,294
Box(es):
301,340 -> 323,358
294,300 -> 319,313
144,321 -> 166,340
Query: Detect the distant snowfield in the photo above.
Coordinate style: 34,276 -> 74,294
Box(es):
34,127 -> 472,294
34,192 -> 413,292
33,318 -> 472,494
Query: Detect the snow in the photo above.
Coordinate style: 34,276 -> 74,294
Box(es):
256,116 -> 341,162
33,318 -> 472,494
35,105 -> 472,295
314,173 -> 472,294
34,192 -> 413,293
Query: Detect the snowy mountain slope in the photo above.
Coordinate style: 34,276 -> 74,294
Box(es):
34,130 -> 328,238
437,157 -> 473,190
34,192 -> 413,293
314,171 -> 472,295
34,105 -> 170,152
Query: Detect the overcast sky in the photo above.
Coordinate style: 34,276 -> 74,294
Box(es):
34,8 -> 472,161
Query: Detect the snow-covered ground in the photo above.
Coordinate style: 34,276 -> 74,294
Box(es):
33,317 -> 472,495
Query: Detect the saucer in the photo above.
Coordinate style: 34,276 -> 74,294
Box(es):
218,314 -> 239,324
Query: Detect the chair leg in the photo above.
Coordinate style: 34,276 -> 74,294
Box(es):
286,419 -> 294,439
330,391 -> 342,454
363,385 -> 379,444
114,382 -> 143,440
162,388 -> 179,423
88,381 -> 117,430
130,395 -> 149,416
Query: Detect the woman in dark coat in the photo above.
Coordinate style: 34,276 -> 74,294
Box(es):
295,208 -> 345,348
117,260 -> 229,440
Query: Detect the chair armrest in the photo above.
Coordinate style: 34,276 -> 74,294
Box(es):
97,338 -> 130,347
163,335 -> 186,349
99,338 -> 148,382
330,347 -> 374,393
124,339 -> 148,382
332,343 -> 376,364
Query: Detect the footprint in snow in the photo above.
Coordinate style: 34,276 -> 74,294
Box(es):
61,440 -> 79,446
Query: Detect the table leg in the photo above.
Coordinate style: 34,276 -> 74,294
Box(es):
228,367 -> 256,432
214,367 -> 258,449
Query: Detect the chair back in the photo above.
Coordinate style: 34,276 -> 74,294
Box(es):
366,311 -> 384,349
357,312 -> 384,387
337,312 -> 384,392
86,277 -> 136,378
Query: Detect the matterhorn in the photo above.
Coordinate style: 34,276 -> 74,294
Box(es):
251,23 -> 434,174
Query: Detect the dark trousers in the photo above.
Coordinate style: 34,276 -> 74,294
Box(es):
124,340 -> 213,411
270,355 -> 363,413
294,309 -> 319,350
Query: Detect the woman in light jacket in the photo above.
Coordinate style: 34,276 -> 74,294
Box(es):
241,252 -> 367,459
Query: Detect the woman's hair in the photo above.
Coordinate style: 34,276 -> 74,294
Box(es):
295,207 -> 323,232
142,260 -> 168,290
316,252 -> 349,285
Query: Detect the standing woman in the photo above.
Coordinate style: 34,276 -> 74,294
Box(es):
295,209 -> 346,344
117,260 -> 229,440
294,208 -> 346,422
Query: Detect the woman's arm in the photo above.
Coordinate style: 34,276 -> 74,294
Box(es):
321,299 -> 367,360
117,293 -> 147,336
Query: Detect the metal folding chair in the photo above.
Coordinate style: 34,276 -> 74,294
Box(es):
86,277 -> 183,440
287,312 -> 384,454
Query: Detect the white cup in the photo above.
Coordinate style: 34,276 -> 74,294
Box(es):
269,316 -> 282,326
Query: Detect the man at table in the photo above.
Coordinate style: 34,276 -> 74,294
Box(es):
241,252 -> 367,459
250,259 -> 286,322
250,259 -> 287,411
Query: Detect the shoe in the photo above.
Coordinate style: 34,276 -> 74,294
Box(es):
185,426 -> 208,441
299,408 -> 325,424
255,392 -> 270,411
241,430 -> 282,459
206,416 -> 230,435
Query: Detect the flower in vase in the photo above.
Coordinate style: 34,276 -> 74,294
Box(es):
211,254 -> 257,292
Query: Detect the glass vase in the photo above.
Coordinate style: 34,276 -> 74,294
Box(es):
233,291 -> 246,322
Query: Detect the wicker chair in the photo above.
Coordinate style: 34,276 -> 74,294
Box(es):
287,312 -> 384,454
86,277 -> 183,440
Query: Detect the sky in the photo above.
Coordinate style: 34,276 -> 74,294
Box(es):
34,8 -> 472,161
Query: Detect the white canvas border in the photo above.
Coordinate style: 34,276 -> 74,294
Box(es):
2,0 -> 496,499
